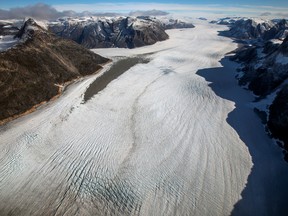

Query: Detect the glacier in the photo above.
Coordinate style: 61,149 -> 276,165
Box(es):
0,20 -> 288,216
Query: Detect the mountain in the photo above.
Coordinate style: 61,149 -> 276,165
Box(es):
232,36 -> 288,96
222,18 -> 288,160
0,18 -> 109,122
48,16 -> 194,49
221,18 -> 288,41
227,18 -> 274,40
160,17 -> 195,30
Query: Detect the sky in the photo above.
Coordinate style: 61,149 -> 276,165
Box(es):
0,0 -> 288,19
1,0 -> 288,9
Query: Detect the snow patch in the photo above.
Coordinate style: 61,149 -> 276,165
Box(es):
270,39 -> 283,44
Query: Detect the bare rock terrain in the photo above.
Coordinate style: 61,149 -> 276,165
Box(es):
0,18 -> 109,122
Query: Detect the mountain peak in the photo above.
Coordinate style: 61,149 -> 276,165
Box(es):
14,18 -> 46,41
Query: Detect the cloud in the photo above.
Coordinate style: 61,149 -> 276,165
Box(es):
129,10 -> 169,17
79,11 -> 123,17
0,3 -> 123,20
0,3 -> 169,20
260,12 -> 272,16
54,3 -> 237,13
0,3 -> 73,20
275,12 -> 288,18
1,3 -> 288,20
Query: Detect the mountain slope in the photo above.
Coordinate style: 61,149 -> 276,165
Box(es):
0,18 -> 109,122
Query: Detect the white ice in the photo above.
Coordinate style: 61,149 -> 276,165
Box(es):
0,21 -> 288,216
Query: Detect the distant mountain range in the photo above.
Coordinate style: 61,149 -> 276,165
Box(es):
48,16 -> 194,49
0,16 -> 195,50
219,17 -> 288,40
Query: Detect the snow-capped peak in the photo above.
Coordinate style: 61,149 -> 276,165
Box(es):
15,18 -> 45,42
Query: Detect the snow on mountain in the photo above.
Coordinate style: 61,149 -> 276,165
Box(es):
14,18 -> 44,42
216,17 -> 288,42
227,18 -> 274,40
0,18 -> 50,52
48,16 -> 194,49
155,16 -> 195,29
48,16 -> 168,49
0,16 -> 194,50
210,17 -> 241,25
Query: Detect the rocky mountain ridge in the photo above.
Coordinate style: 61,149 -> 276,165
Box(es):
219,17 -> 288,160
219,17 -> 288,41
48,16 -> 194,49
1,16 -> 195,49
0,18 -> 109,122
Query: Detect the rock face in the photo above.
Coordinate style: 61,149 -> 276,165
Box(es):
223,17 -> 288,160
227,18 -> 274,40
48,16 -> 194,49
0,18 -> 109,122
232,35 -> 288,97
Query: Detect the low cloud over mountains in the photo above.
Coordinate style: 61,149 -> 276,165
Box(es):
0,3 -> 169,20
0,3 -> 77,20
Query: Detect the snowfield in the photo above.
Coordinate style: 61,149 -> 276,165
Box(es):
0,21 -> 288,216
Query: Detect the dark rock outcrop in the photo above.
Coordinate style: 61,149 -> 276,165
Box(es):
263,40 -> 281,54
222,18 -> 287,41
268,85 -> 288,160
263,19 -> 288,41
0,18 -> 109,122
232,35 -> 288,97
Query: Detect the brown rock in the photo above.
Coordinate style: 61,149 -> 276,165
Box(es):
0,18 -> 109,122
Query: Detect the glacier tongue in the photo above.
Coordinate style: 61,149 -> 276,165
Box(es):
0,22 -> 287,216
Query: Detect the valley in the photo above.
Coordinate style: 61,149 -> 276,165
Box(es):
1,21 -> 287,215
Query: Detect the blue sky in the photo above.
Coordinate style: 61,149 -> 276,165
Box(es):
1,0 -> 288,9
